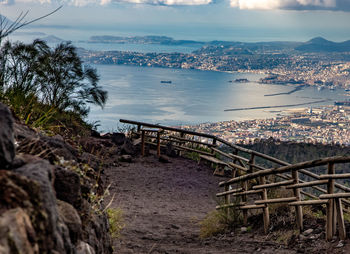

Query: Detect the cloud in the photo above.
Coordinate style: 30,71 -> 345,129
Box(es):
230,0 -> 350,11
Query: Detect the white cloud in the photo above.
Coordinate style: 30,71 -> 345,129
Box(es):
230,0 -> 347,10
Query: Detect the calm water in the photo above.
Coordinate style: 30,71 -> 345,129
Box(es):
88,64 -> 348,132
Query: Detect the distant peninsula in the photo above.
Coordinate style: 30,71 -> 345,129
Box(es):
80,36 -> 350,88
88,35 -> 205,46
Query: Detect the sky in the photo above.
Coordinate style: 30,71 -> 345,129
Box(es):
1,0 -> 350,42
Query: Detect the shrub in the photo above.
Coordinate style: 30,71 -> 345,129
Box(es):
106,208 -> 125,239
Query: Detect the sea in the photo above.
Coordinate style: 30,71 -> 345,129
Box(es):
8,28 -> 350,132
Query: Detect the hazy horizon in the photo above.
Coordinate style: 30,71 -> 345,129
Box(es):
1,0 -> 350,43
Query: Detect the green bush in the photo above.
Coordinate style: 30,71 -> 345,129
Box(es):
106,208 -> 125,239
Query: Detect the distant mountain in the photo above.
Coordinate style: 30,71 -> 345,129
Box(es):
295,37 -> 350,52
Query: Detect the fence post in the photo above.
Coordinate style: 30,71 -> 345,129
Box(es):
259,175 -> 270,234
141,130 -> 145,157
326,162 -> 335,241
156,131 -> 161,157
292,170 -> 303,232
335,198 -> 346,240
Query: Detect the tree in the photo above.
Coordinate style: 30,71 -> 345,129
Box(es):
36,41 -> 107,116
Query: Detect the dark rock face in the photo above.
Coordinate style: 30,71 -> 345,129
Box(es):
120,139 -> 136,155
0,103 -> 113,254
0,103 -> 15,168
13,156 -> 74,253
57,200 -> 82,245
110,133 -> 126,146
54,166 -> 82,209
0,208 -> 38,254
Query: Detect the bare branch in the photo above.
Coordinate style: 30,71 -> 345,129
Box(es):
0,6 -> 62,41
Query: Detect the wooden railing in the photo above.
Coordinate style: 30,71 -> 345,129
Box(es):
119,119 -> 350,240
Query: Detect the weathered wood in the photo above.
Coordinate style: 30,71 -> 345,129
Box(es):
156,131 -> 161,157
292,170 -> 303,232
326,162 -> 335,241
259,176 -> 270,234
219,156 -> 350,187
169,135 -> 213,147
253,180 -> 294,190
174,145 -> 212,156
335,198 -> 346,240
228,162 -> 248,172
199,155 -> 226,165
289,200 -> 328,206
320,173 -> 350,179
228,152 -> 250,163
216,188 -> 243,197
300,190 -> 318,200
320,193 -> 350,199
255,197 -> 297,205
121,119 -> 215,139
240,205 -> 267,210
141,130 -> 145,156
286,180 -> 328,189
231,189 -> 263,197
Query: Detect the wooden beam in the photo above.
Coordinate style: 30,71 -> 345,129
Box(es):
216,188 -> 243,197
326,162 -> 335,241
320,193 -> 350,199
286,180 -> 328,189
219,156 -> 350,187
335,198 -> 346,240
255,197 -> 297,205
231,189 -> 263,197
292,170 -> 303,232
320,173 -> 350,179
253,180 -> 294,190
289,200 -> 328,206
240,205 -> 267,210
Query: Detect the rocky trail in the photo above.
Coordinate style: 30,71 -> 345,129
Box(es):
106,153 -> 299,253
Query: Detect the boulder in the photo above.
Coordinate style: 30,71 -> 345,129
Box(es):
119,155 -> 132,163
76,241 -> 95,254
165,142 -> 177,157
57,200 -> 82,244
13,157 -> 74,253
54,166 -> 82,209
0,208 -> 38,254
120,139 -> 136,155
0,103 -> 15,168
159,155 -> 170,163
110,133 -> 126,146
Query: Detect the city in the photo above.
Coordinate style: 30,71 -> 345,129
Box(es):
182,105 -> 350,145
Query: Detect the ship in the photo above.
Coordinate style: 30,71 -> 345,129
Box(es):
334,100 -> 350,106
161,80 -> 172,84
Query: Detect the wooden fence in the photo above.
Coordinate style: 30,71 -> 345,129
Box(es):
120,119 -> 350,240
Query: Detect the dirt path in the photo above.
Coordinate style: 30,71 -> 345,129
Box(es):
104,153 -> 298,254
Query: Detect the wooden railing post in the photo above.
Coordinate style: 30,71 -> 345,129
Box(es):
292,170 -> 303,232
137,124 -> 141,133
224,184 -> 230,218
141,130 -> 145,157
326,162 -> 335,241
156,131 -> 161,157
259,176 -> 270,234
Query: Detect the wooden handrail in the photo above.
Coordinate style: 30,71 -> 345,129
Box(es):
121,119 -> 350,240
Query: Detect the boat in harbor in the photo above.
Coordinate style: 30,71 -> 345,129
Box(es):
161,80 -> 172,84
334,100 -> 350,106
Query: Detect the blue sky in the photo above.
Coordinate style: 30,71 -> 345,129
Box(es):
1,0 -> 350,42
